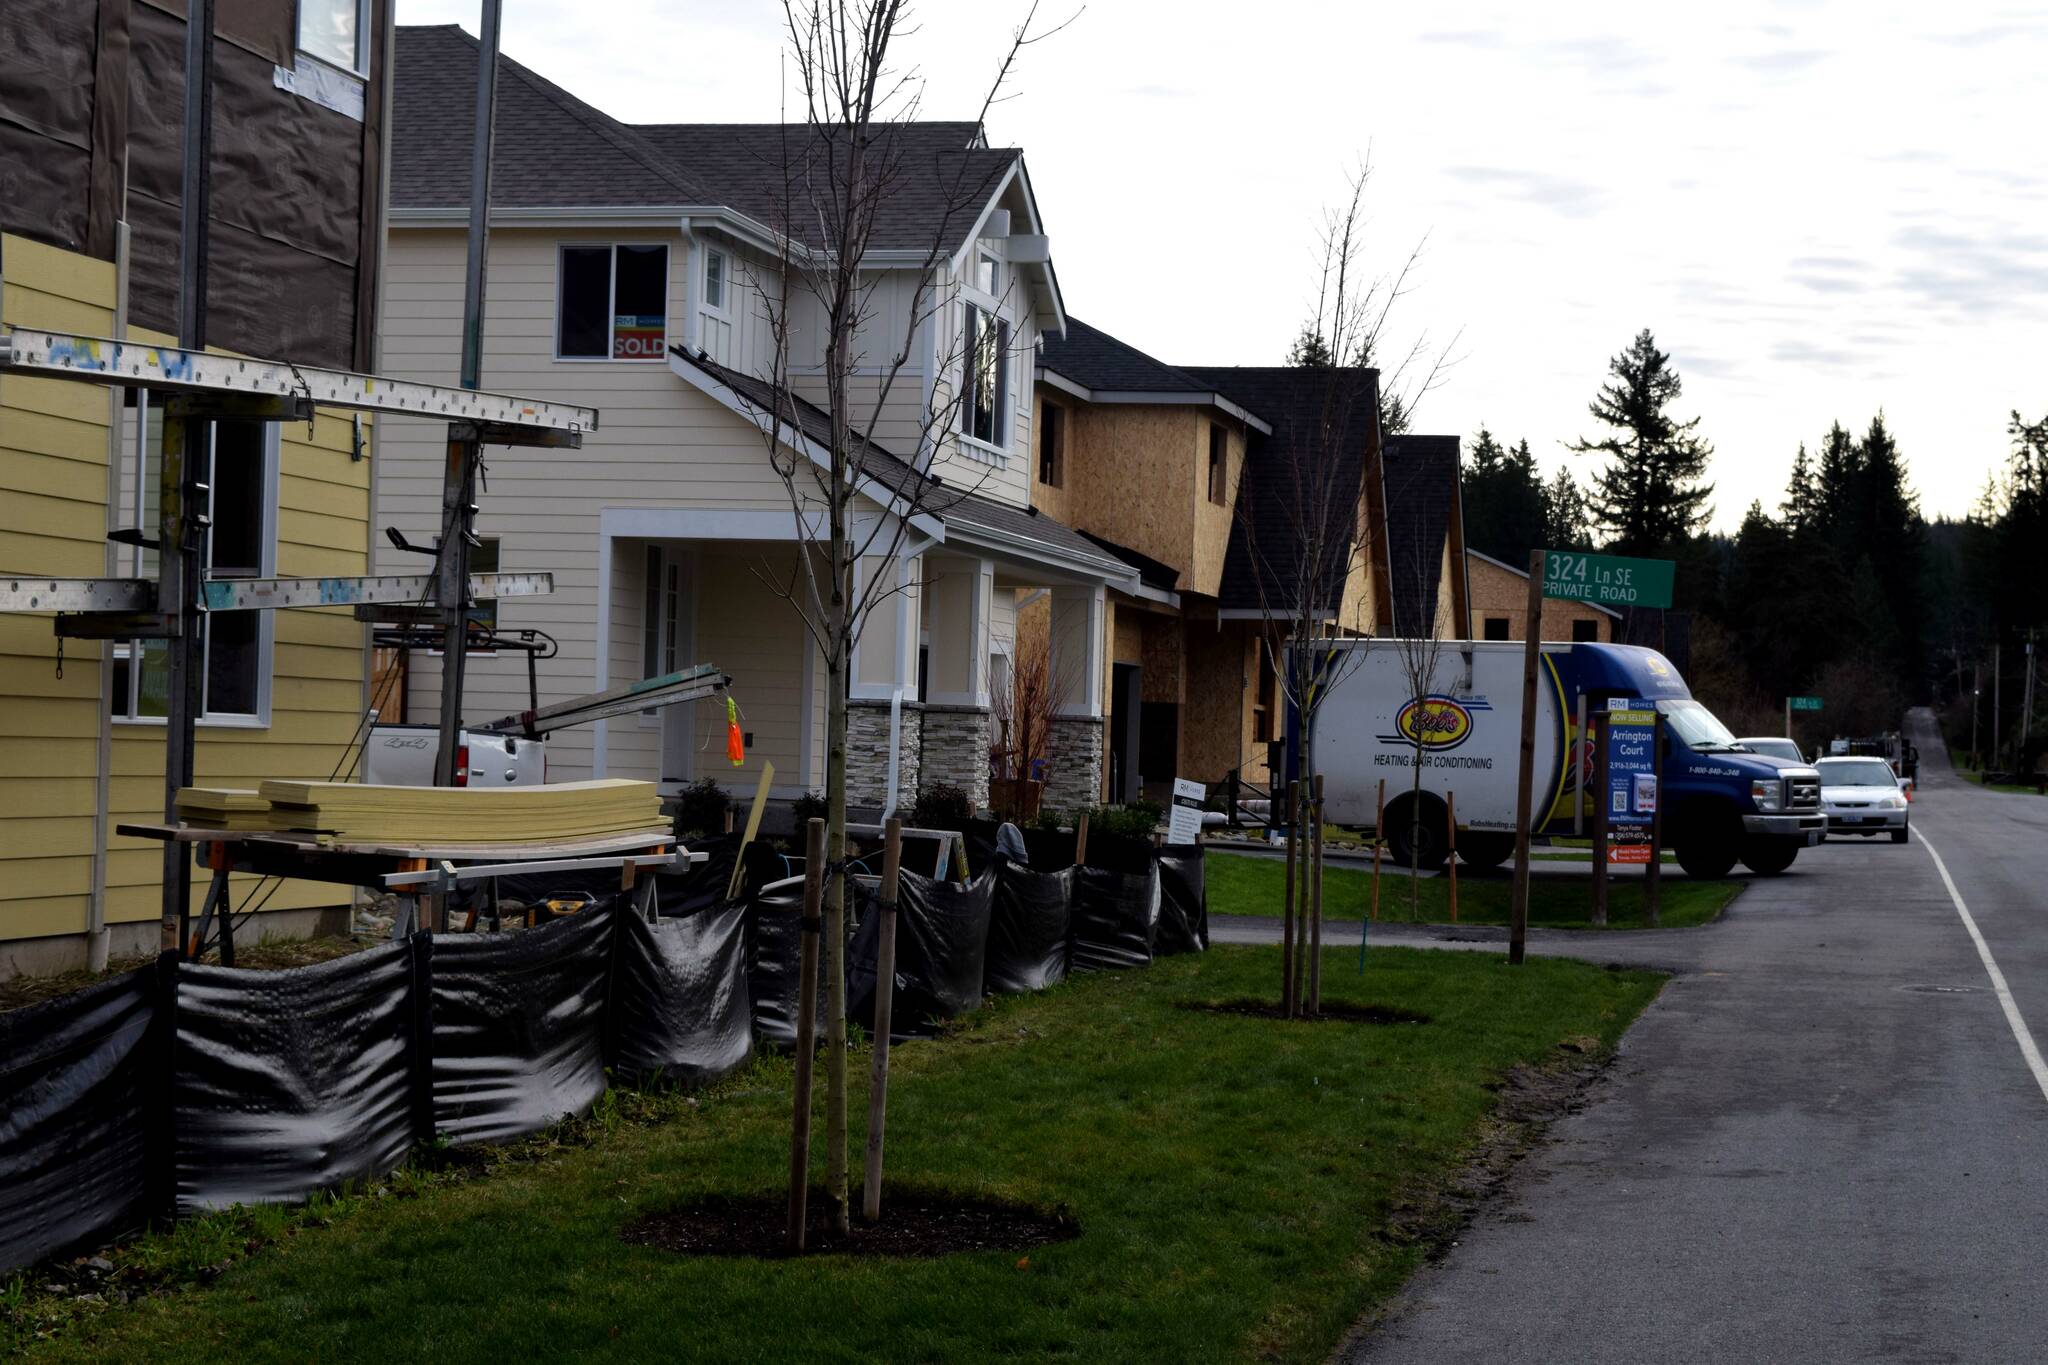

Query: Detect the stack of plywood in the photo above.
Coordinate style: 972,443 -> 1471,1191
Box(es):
175,788 -> 286,831
255,778 -> 667,846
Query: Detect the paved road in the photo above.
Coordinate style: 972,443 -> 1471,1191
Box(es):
1292,708 -> 2048,1364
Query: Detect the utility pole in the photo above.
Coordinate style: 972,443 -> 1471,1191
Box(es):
1972,661 -> 1982,768
1993,642 -> 2003,772
431,0 -> 504,790
2023,633 -> 2037,755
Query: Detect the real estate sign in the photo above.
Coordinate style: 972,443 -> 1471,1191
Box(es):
1543,551 -> 1675,609
1167,777 -> 1205,845
1605,698 -> 1658,864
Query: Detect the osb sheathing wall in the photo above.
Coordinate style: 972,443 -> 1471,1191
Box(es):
1182,619 -> 1263,786
1466,553 -> 1612,641
1029,392 -> 1075,527
0,233 -> 369,947
1186,419 -> 1244,600
1065,405 -> 1200,586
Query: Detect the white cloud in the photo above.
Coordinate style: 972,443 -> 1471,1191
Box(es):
396,0 -> 2048,524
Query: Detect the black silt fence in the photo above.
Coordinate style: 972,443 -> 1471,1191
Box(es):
0,846 -> 1207,1275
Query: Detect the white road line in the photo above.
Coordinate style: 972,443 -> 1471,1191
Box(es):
1916,827 -> 2048,1106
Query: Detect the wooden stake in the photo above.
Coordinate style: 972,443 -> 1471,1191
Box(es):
1292,788 -> 1312,1013
1074,812 -> 1090,867
788,817 -> 826,1253
1307,775 -> 1324,1015
1446,791 -> 1459,925
862,817 -> 903,1223
1591,712 -> 1611,928
1509,549 -> 1544,965
1646,714 -> 1665,928
1280,781 -> 1298,1017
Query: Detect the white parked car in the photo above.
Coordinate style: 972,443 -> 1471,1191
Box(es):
1814,756 -> 1910,843
1738,736 -> 1806,764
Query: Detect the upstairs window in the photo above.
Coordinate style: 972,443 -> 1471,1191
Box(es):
960,304 -> 1010,448
558,244 -> 669,360
1483,616 -> 1512,641
299,0 -> 371,74
1207,423 -> 1228,505
1572,617 -> 1602,643
975,251 -> 1001,298
1038,398 -> 1064,487
703,248 -> 728,313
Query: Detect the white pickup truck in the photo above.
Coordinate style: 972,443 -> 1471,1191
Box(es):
360,724 -> 545,787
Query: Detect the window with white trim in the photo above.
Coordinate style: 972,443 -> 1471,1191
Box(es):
110,393 -> 277,723
703,248 -> 728,314
960,303 -> 1010,448
298,0 -> 371,74
557,243 -> 670,360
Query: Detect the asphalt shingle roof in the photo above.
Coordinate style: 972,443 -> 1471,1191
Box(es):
669,348 -> 1124,576
1177,365 -> 1381,616
1040,317 -> 1210,395
393,28 -> 1014,253
1381,434 -> 1461,636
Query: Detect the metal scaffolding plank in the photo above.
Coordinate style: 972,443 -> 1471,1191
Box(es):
0,329 -> 598,434
200,571 -> 553,611
0,572 -> 551,614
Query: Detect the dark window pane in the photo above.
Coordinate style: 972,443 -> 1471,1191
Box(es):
612,245 -> 668,359
558,247 -> 612,357
1484,616 -> 1511,641
209,422 -> 266,577
1039,399 -> 1062,485
206,612 -> 260,716
110,651 -> 133,717
1572,618 -> 1601,642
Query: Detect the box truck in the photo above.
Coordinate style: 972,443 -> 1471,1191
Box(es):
1296,640 -> 1825,877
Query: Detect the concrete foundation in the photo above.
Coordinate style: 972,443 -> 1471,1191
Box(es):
0,903 -> 352,982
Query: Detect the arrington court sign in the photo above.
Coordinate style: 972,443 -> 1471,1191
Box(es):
1542,551 -> 1675,610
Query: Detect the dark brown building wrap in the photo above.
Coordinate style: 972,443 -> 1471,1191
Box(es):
0,0 -> 391,370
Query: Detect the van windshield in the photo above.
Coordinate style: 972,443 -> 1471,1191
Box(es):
1655,699 -> 1741,751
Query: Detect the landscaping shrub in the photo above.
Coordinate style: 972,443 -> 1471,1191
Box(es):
911,782 -> 974,831
670,778 -> 729,837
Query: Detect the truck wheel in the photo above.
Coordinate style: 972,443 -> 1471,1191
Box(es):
1739,839 -> 1799,876
1457,832 -> 1515,870
1384,792 -> 1450,871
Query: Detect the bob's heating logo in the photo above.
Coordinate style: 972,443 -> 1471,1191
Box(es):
1380,695 -> 1476,752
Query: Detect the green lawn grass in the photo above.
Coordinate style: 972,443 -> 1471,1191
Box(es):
16,947 -> 1662,1365
1208,851 -> 1741,930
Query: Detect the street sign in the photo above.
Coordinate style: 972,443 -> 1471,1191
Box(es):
1542,550 -> 1675,609
1605,697 -> 1658,864
1788,696 -> 1823,711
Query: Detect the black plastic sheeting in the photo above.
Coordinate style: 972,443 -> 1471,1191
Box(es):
746,878 -> 835,1050
609,906 -> 753,1089
1070,863 -> 1162,972
174,942 -> 424,1214
848,868 -> 994,1036
1154,845 -> 1210,956
985,862 -> 1073,993
430,911 -> 612,1146
0,965 -> 160,1274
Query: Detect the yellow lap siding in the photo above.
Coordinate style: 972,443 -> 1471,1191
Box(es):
1,233 -> 375,945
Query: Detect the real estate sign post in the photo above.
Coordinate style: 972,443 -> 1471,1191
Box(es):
1512,551 -> 1677,952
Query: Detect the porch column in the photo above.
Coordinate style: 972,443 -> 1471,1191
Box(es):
918,554 -> 994,809
847,551 -> 923,812
1045,583 -> 1107,813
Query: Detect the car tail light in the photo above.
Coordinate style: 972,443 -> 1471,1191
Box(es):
454,743 -> 470,787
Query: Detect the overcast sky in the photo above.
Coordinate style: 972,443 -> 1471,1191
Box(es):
398,0 -> 2048,527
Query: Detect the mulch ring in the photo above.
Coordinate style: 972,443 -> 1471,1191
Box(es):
621,1189 -> 1078,1260
1179,998 -> 1431,1025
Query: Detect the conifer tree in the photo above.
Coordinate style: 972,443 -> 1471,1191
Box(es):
1462,426 -> 1545,562
1540,465 -> 1593,549
1566,328 -> 1714,553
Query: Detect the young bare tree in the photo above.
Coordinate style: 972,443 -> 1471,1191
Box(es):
1384,521 -> 1453,920
732,0 -> 1068,1234
1241,164 -> 1452,1013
